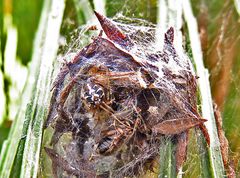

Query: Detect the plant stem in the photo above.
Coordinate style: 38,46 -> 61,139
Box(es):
182,0 -> 225,177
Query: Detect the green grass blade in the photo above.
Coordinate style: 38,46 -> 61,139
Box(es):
3,15 -> 28,122
9,103 -> 32,178
20,0 -> 65,177
158,139 -> 177,178
0,55 -> 5,125
0,0 -> 65,177
234,0 -> 240,15
182,0 -> 225,177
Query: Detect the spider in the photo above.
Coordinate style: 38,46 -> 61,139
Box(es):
44,11 -> 210,178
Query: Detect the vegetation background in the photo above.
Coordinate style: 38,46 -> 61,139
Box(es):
0,0 -> 239,177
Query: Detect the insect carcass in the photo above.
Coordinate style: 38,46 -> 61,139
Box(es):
44,11 -> 209,178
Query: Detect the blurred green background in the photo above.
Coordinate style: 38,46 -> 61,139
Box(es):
0,0 -> 239,176
0,0 -> 43,150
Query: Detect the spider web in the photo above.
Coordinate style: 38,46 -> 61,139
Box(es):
41,0 -> 240,177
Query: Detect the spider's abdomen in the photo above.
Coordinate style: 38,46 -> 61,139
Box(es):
82,83 -> 105,106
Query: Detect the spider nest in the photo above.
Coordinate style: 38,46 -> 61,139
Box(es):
44,11 -> 210,178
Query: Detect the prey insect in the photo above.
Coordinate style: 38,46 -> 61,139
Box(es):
44,11 -> 210,178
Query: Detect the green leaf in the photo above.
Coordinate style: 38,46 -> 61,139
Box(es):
0,0 -> 65,177
182,0 -> 225,177
158,139 -> 177,178
9,103 -> 32,178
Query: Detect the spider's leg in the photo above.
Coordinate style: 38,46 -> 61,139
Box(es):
58,78 -> 76,108
94,71 -> 147,89
104,71 -> 136,77
94,71 -> 136,81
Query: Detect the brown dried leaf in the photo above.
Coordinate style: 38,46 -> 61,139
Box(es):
94,11 -> 128,46
214,104 -> 236,178
152,117 -> 207,135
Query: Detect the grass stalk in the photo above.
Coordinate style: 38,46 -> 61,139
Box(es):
0,0 -> 65,177
182,0 -> 225,177
156,0 -> 225,177
20,0 -> 65,177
